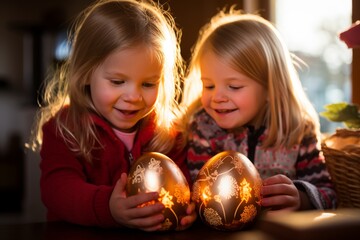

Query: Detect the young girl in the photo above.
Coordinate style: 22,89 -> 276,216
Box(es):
182,8 -> 337,213
29,0 -> 195,231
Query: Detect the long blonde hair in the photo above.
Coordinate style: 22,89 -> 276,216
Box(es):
182,8 -> 320,149
29,0 -> 185,160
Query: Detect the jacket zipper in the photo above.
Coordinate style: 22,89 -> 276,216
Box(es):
128,152 -> 134,164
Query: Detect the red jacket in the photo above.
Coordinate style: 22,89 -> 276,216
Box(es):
40,111 -> 190,228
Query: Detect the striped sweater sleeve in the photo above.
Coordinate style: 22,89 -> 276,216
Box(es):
294,135 -> 337,209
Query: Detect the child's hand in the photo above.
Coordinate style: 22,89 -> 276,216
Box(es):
177,202 -> 197,231
109,173 -> 165,231
260,174 -> 301,215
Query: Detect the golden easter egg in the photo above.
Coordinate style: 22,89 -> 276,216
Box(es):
126,152 -> 190,231
192,151 -> 262,231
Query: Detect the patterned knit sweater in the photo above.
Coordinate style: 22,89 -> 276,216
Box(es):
187,108 -> 337,209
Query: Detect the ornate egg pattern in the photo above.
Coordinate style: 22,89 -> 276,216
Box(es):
192,151 -> 262,231
126,152 -> 190,231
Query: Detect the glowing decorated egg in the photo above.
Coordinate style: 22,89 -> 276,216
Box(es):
126,152 -> 190,231
192,151 -> 262,231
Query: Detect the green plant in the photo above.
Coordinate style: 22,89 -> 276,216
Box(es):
320,102 -> 360,129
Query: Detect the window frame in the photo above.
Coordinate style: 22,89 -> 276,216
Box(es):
352,0 -> 360,105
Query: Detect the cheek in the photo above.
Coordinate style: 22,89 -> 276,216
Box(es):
241,89 -> 263,105
200,92 -> 210,106
91,87 -> 108,105
90,86 -> 118,112
90,78 -> 104,101
144,89 -> 159,106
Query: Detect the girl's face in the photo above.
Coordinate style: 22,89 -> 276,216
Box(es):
90,45 -> 162,132
200,51 -> 268,130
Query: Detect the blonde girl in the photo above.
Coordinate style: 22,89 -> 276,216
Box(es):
183,8 -> 337,213
29,0 -> 195,231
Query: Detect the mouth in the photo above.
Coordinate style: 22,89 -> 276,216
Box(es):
121,110 -> 139,115
114,108 -> 140,116
214,109 -> 236,114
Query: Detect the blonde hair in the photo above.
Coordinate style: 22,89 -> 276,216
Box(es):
29,0 -> 185,160
182,7 -> 320,149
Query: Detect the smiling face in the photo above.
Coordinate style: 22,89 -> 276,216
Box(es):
90,45 -> 162,132
200,51 -> 268,130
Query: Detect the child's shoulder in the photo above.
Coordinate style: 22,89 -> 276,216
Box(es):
300,128 -> 319,147
41,106 -> 70,130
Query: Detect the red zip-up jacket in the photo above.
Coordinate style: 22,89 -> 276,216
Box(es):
40,111 -> 190,228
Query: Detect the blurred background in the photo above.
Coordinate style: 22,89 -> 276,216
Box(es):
0,0 -> 356,224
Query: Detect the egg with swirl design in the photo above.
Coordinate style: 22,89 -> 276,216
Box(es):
192,151 -> 262,231
126,152 -> 190,231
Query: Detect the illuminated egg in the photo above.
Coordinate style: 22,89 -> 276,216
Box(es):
192,151 -> 262,231
126,152 -> 190,231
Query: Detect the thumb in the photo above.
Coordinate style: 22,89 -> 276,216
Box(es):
114,172 -> 128,198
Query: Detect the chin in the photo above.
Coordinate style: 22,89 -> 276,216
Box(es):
214,120 -> 241,129
217,123 -> 236,130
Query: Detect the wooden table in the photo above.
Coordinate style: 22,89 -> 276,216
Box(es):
2,209 -> 360,240
0,219 -> 273,240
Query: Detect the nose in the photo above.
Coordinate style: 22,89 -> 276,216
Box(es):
212,87 -> 228,103
123,87 -> 142,102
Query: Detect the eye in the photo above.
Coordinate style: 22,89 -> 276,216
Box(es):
142,82 -> 158,88
203,85 -> 214,90
202,81 -> 214,89
201,79 -> 214,90
109,79 -> 125,85
229,85 -> 243,90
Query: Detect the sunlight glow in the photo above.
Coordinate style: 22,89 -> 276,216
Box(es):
313,212 -> 336,221
275,0 -> 352,56
201,185 -> 212,206
218,176 -> 234,198
145,170 -> 160,192
274,0 -> 352,133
